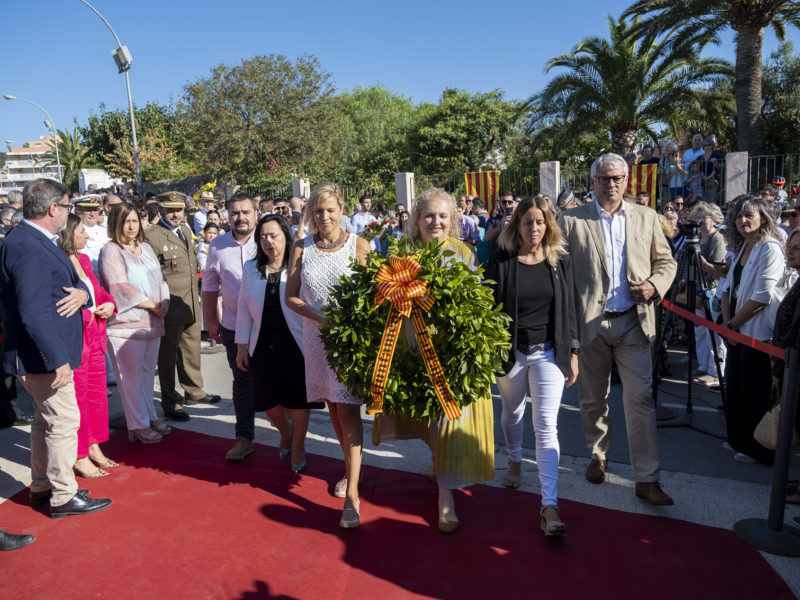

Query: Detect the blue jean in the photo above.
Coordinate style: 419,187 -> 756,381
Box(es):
221,327 -> 254,440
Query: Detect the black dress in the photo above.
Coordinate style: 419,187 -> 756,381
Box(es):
251,273 -> 322,411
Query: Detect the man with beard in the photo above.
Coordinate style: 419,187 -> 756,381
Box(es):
144,192 -> 219,422
202,194 -> 258,460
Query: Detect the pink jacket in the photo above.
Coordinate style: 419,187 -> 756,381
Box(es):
78,252 -> 116,354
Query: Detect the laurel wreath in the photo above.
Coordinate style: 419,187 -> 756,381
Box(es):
320,236 -> 511,419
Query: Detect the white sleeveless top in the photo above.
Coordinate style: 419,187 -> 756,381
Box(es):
299,233 -> 360,405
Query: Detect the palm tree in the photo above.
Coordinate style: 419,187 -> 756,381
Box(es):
42,128 -> 88,191
622,0 -> 800,154
527,16 -> 733,155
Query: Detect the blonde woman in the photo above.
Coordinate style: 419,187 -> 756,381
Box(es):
487,196 -> 579,536
373,188 -> 495,534
285,183 -> 370,528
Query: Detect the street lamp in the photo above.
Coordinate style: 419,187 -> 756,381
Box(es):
79,0 -> 141,195
2,94 -> 62,182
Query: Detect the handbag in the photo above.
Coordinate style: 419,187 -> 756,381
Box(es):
754,387 -> 800,450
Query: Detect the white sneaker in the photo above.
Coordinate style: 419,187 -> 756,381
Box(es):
734,452 -> 757,464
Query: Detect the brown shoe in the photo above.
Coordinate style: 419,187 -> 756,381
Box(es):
635,482 -> 674,506
585,459 -> 607,484
225,436 -> 254,461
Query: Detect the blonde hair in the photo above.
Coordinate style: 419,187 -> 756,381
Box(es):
408,188 -> 462,243
498,196 -> 566,267
305,182 -> 343,235
659,213 -> 676,239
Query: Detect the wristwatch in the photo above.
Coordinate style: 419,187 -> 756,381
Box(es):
726,321 -> 739,332
571,348 -> 580,356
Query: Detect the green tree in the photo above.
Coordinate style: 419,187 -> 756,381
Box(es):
41,128 -> 88,192
80,101 -> 193,181
622,0 -> 800,154
336,85 -> 417,180
527,16 -> 733,155
179,54 -> 341,190
761,41 -> 800,154
408,89 -> 522,173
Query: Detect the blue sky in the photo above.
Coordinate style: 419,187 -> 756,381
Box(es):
1,0 -> 783,149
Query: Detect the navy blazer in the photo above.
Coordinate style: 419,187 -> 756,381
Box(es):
0,221 -> 90,374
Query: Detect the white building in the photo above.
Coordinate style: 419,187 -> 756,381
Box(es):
0,136 -> 61,194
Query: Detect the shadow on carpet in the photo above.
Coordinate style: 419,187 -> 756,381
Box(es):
0,428 -> 792,600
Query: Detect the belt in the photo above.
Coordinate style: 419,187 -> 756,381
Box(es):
516,340 -> 554,355
603,306 -> 636,320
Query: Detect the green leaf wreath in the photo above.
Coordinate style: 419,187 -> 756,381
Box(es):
320,236 -> 511,420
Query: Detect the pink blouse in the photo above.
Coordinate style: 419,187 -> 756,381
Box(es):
98,241 -> 169,339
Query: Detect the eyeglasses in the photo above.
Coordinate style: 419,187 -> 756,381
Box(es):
54,202 -> 72,210
595,175 -> 626,185
501,200 -> 514,205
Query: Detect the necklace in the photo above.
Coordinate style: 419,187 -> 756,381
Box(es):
315,229 -> 346,249
266,270 -> 280,293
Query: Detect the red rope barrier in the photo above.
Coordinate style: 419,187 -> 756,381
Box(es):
661,300 -> 785,360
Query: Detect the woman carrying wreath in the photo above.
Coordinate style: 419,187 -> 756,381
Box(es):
285,183 -> 371,529
486,196 -> 579,537
372,188 -> 495,534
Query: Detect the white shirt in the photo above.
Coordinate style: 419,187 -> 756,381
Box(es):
595,201 -> 635,312
350,211 -> 376,234
681,147 -> 704,171
201,231 -> 257,330
194,209 -> 208,235
83,223 -> 110,270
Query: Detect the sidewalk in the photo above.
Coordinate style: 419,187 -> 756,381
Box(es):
1,346 -> 798,596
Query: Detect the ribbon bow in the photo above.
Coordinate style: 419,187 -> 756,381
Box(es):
368,255 -> 461,420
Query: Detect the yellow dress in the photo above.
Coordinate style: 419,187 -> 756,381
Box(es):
372,237 -> 495,489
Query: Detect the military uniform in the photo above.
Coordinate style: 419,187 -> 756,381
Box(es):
144,192 -> 209,416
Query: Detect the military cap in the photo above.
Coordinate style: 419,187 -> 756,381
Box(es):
157,191 -> 188,208
73,194 -> 102,210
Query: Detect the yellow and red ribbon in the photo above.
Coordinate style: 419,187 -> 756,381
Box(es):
369,255 -> 462,420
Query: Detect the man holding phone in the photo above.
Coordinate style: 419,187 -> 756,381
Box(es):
484,190 -> 517,250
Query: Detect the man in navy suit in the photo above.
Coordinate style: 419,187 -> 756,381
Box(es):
0,179 -> 111,518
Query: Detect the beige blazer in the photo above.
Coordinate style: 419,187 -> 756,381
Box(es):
558,201 -> 676,345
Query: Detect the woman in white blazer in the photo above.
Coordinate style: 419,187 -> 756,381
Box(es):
235,215 -> 323,473
721,194 -> 785,465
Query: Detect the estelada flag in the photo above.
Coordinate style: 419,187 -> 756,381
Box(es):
626,164 -> 658,209
464,171 -> 500,213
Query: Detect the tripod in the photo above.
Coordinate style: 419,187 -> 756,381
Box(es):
652,224 -> 728,436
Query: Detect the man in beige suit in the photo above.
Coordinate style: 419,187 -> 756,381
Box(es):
559,153 -> 677,505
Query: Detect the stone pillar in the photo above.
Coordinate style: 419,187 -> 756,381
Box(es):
395,172 -> 415,209
292,178 -> 310,199
725,152 -> 748,205
539,161 -> 560,200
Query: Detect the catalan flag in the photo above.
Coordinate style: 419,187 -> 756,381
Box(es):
464,170 -> 500,214
626,164 -> 658,209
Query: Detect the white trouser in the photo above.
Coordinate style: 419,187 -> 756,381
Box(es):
497,348 -> 564,506
108,335 -> 160,430
694,308 -> 726,376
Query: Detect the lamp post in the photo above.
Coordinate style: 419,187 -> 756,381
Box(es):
2,94 -> 62,182
79,0 -> 141,195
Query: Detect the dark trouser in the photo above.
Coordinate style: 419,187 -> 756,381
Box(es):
221,327 -> 254,440
724,343 -> 775,465
158,319 -> 205,412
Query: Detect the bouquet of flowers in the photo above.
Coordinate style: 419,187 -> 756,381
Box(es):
360,217 -> 391,241
193,180 -> 217,201
320,236 -> 510,420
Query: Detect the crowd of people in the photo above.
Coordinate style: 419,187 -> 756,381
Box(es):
0,141 -> 799,551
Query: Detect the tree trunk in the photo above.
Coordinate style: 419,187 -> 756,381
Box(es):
611,129 -> 637,155
734,26 -> 764,155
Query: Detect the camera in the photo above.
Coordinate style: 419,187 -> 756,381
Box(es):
679,220 -> 700,244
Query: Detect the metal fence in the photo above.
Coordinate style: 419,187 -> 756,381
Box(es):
748,154 -> 800,194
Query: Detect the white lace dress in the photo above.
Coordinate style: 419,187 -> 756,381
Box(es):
300,233 -> 361,405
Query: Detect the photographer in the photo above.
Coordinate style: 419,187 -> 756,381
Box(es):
686,203 -> 727,386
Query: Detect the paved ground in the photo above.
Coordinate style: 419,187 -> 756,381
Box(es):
2,345 -> 799,596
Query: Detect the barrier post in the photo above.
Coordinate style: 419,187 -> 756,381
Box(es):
734,344 -> 800,556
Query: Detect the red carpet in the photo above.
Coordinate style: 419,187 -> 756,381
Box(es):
0,428 -> 793,600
